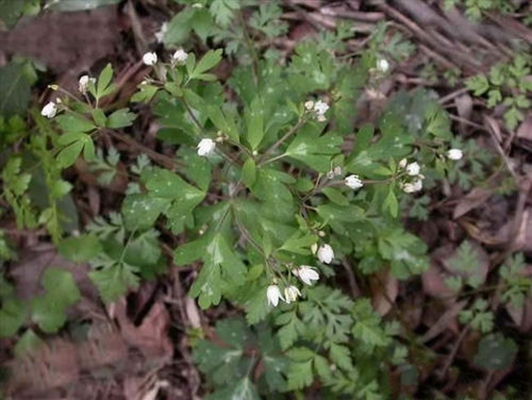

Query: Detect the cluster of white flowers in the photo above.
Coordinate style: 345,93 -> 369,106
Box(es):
304,99 -> 330,122
267,263 -> 323,307
267,284 -> 300,306
398,158 -> 424,193
142,52 -> 158,66
78,75 -> 95,94
266,242 -> 337,306
197,138 -> 216,157
345,174 -> 363,190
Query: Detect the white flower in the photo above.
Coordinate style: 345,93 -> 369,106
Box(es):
142,52 -> 158,66
402,177 -> 423,193
317,244 -> 334,264
197,138 -> 216,157
447,148 -> 463,161
78,75 -> 95,93
314,100 -> 329,116
294,266 -> 320,285
376,58 -> 390,73
304,100 -> 314,111
345,174 -> 363,190
398,158 -> 408,169
41,102 -> 57,118
284,285 -> 302,303
172,48 -> 189,64
267,285 -> 283,307
406,162 -> 420,176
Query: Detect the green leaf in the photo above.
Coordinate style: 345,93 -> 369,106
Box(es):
190,258 -> 223,309
322,187 -> 349,206
31,268 -> 81,333
107,108 -> 136,128
59,233 -> 103,263
95,63 -> 115,99
352,299 -> 390,349
287,359 -> 314,390
189,234 -> 246,308
31,298 -> 67,333
466,74 -> 489,96
382,188 -> 398,218
209,0 -> 240,27
190,49 -> 223,78
0,0 -> 24,28
0,298 -> 27,337
92,108 -> 107,126
56,141 -> 84,167
14,330 -> 44,357
0,62 -> 32,116
41,268 -> 81,305
88,262 -> 139,303
241,158 -> 257,188
473,333 -> 517,371
122,194 -> 169,231
56,113 -> 96,133
285,124 -> 342,172
245,96 -> 265,150
174,235 -> 211,266
206,105 -> 239,142
46,0 -> 121,12
163,8 -> 195,46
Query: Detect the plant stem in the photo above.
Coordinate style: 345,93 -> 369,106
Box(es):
258,117 -> 305,166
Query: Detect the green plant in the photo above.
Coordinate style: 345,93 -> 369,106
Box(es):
499,253 -> 532,308
0,2 -> 489,398
466,54 -> 532,129
444,0 -> 517,20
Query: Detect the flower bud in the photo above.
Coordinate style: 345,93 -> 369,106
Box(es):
317,244 -> 334,264
447,148 -> 463,161
197,138 -> 216,157
345,174 -> 363,190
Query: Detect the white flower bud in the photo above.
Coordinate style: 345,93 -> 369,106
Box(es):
304,100 -> 315,111
345,174 -> 363,190
310,243 -> 318,254
197,138 -> 216,157
447,148 -> 463,161
376,58 -> 390,73
78,75 -> 95,93
41,102 -> 57,118
172,48 -> 189,64
266,285 -> 283,307
142,52 -> 158,66
284,285 -> 302,303
317,244 -> 334,264
398,158 -> 407,169
294,266 -> 320,285
406,162 -> 420,176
